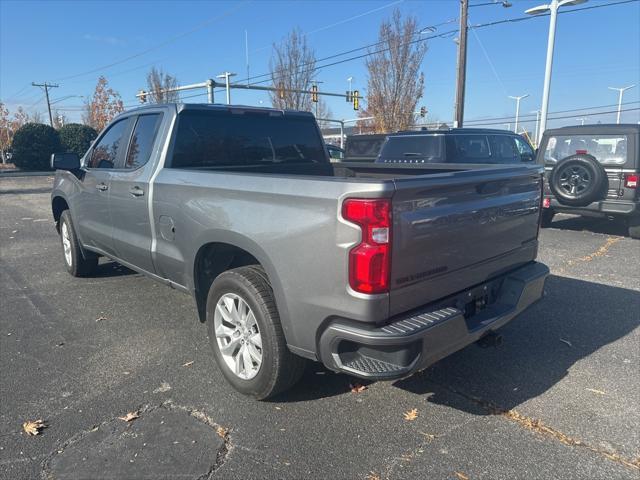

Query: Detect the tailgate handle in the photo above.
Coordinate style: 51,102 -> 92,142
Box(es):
129,186 -> 145,197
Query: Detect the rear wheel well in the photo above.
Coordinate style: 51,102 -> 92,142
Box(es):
52,197 -> 69,232
194,243 -> 261,322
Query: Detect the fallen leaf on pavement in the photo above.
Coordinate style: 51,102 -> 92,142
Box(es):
586,388 -> 606,395
559,338 -> 572,347
403,408 -> 418,421
419,431 -> 437,442
365,472 -> 381,480
454,472 -> 469,480
216,426 -> 229,438
23,419 -> 47,435
95,316 -> 107,322
118,411 -> 140,422
349,383 -> 367,393
182,361 -> 194,367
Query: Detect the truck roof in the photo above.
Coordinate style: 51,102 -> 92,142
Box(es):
124,102 -> 315,118
542,124 -> 640,136
391,128 -> 518,136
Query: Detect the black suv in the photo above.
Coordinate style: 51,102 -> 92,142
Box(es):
375,128 -> 535,165
537,124 -> 639,239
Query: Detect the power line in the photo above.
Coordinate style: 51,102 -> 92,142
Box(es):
463,101 -> 640,124
239,0 -> 639,88
462,107 -> 640,127
31,82 -> 59,126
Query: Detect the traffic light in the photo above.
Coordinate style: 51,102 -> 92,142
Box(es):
345,90 -> 352,102
139,90 -> 147,104
278,82 -> 285,100
420,106 -> 427,118
311,84 -> 318,102
353,90 -> 359,110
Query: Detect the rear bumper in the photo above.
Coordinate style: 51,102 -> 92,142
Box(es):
546,197 -> 639,217
318,261 -> 549,380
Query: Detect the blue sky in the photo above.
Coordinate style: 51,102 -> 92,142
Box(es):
1,0 -> 639,131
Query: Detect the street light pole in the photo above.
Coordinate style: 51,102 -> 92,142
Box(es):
608,85 -> 636,124
217,72 -> 237,105
526,0 -> 587,144
509,94 -> 529,133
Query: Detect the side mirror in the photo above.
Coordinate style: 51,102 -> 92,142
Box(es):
521,152 -> 535,162
51,152 -> 80,170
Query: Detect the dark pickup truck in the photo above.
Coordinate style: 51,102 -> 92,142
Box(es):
51,104 -> 549,399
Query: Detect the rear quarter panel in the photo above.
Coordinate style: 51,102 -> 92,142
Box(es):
151,169 -> 394,356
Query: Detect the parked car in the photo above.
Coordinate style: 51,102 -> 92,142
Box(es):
326,143 -> 344,162
376,128 -> 535,165
50,104 -> 548,399
342,133 -> 387,162
536,124 -> 639,238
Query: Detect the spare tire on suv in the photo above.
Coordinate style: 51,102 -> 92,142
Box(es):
548,154 -> 607,207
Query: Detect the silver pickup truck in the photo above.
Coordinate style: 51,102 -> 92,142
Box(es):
51,104 -> 549,399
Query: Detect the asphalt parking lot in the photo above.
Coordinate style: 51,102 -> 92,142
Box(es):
1,175 -> 638,480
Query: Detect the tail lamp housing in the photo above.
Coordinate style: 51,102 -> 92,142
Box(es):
624,173 -> 638,189
342,198 -> 391,294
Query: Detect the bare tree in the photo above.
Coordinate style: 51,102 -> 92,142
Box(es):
363,9 -> 427,133
146,67 -> 179,103
82,76 -> 124,132
30,111 -> 44,124
269,28 -> 317,111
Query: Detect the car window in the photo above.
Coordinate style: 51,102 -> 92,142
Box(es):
87,119 -> 129,169
125,114 -> 163,170
543,134 -> 628,165
170,110 -> 327,168
514,136 -> 535,161
488,135 -> 520,164
380,135 -> 445,162
448,135 -> 491,163
346,137 -> 385,158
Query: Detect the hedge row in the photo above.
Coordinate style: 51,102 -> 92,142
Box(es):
11,123 -> 98,171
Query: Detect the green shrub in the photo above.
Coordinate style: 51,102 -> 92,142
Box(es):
59,123 -> 98,158
11,123 -> 61,171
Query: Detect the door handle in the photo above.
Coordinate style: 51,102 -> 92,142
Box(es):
129,186 -> 145,197
96,183 -> 108,191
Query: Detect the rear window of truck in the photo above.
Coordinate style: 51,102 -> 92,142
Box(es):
381,135 -> 445,162
170,110 -> 326,168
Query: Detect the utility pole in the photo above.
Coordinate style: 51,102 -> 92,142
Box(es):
509,94 -> 529,133
608,85 -> 635,124
454,0 -> 468,127
217,72 -> 237,105
32,82 -> 59,127
575,117 -> 585,125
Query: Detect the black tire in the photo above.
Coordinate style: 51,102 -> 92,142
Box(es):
59,210 -> 98,277
628,216 -> 640,240
206,265 -> 306,399
548,154 -> 607,207
540,208 -> 555,228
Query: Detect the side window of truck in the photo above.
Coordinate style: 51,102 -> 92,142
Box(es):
513,136 -> 535,162
489,135 -> 520,163
87,119 -> 129,169
125,114 -> 163,170
449,135 -> 491,163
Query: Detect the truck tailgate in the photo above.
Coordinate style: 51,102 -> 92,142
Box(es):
390,166 -> 543,317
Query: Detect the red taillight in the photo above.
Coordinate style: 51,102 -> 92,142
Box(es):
543,197 -> 551,208
624,174 -> 638,188
342,198 -> 391,294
